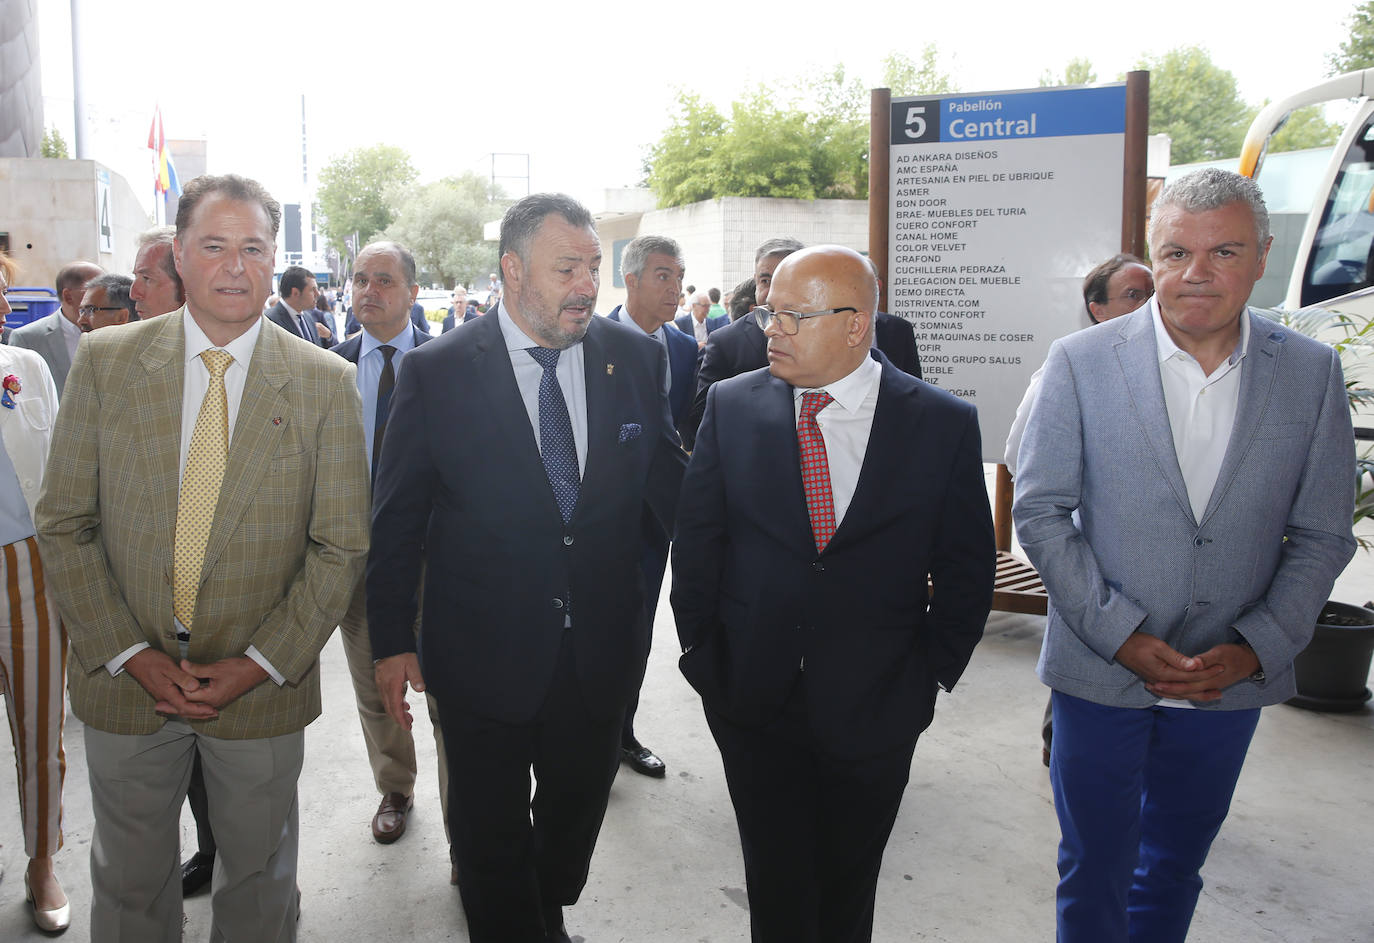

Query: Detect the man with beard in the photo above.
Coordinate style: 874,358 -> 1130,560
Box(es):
368,193 -> 687,942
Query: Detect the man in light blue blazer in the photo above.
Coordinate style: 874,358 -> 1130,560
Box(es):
1014,168 -> 1357,943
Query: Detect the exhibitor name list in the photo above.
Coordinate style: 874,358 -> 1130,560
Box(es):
890,148 -> 1051,388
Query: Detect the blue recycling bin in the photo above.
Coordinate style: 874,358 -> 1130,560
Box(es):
4,287 -> 60,330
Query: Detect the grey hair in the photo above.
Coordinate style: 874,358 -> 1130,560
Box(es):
1151,168 -> 1270,251
136,225 -> 182,289
87,272 -> 138,321
358,240 -> 418,289
689,290 -> 712,306
499,193 -> 594,264
621,234 -> 683,281
754,237 -> 804,266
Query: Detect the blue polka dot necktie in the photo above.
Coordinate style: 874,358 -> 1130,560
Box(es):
527,347 -> 580,523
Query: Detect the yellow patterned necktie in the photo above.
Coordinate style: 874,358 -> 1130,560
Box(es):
173,349 -> 234,630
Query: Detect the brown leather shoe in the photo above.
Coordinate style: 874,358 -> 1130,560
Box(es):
371,792 -> 413,844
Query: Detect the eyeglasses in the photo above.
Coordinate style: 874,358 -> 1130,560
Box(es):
752,305 -> 857,335
78,306 -> 126,317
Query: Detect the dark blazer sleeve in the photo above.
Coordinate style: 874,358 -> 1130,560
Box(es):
441,309 -> 456,333
875,312 -> 921,379
366,345 -> 435,659
669,381 -> 729,654
684,319 -> 763,450
311,309 -> 337,348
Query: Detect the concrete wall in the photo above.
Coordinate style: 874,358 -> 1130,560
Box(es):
593,194 -> 869,314
0,158 -> 151,287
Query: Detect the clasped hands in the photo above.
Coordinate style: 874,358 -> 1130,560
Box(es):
125,648 -> 269,719
1114,632 -> 1260,702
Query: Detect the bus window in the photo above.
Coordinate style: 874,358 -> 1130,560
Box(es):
1302,116 -> 1374,307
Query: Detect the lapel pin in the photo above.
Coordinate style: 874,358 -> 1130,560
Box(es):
272,417 -> 282,425
606,364 -> 615,375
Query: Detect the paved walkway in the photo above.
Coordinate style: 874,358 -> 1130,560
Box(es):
2,485 -> 1371,941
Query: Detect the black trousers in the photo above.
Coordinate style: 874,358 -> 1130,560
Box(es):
437,633 -> 624,943
706,680 -> 919,943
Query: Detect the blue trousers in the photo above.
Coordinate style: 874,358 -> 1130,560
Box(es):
1049,691 -> 1260,943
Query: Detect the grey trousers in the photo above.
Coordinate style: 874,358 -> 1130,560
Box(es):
84,720 -> 304,943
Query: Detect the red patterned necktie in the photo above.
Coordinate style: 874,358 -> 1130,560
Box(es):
798,390 -> 836,553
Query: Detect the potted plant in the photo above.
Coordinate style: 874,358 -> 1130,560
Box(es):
1270,301 -> 1374,711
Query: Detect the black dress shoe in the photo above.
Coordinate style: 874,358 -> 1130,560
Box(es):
543,904 -> 571,943
181,851 -> 214,897
620,743 -> 666,778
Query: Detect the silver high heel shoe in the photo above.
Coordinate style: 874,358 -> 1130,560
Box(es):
24,869 -> 71,933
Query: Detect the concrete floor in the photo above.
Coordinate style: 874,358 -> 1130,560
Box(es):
2,487 -> 1372,941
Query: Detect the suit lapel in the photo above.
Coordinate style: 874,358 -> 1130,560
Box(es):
471,311 -> 559,519
1114,311 -> 1195,522
1200,312 -> 1282,524
827,362 -> 911,552
131,311 -> 187,584
199,322 -> 291,576
578,320 -> 614,514
753,372 -> 815,553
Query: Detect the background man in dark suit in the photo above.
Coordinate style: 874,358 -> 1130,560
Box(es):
332,241 -> 450,862
675,290 -> 728,347
605,234 -> 697,778
672,245 -> 994,943
441,287 -> 479,333
684,238 -> 921,448
267,265 -> 330,347
368,193 -> 687,943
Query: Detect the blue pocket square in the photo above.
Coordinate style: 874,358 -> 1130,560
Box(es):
618,423 -> 642,443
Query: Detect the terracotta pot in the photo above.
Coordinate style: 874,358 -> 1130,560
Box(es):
1287,601 -> 1374,712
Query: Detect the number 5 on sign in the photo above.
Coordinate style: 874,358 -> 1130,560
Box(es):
904,106 -> 926,139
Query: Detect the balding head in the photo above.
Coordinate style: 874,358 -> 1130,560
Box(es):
56,261 -> 104,324
760,245 -> 876,389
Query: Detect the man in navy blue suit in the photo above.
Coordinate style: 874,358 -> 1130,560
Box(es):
674,290 -> 728,348
267,265 -> 330,347
672,245 -> 994,943
332,241 -> 451,862
369,195 -> 687,942
605,234 -> 697,778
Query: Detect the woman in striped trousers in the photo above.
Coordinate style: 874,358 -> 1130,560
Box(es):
0,257 -> 70,933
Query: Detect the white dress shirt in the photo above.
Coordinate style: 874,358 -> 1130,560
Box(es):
496,302 -> 588,475
692,315 -> 710,345
792,354 -> 882,529
1151,298 -> 1247,522
60,309 -> 82,362
108,309 -> 283,683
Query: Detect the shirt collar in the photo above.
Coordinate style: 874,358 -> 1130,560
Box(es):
619,306 -> 665,342
280,299 -> 301,318
182,306 -> 262,370
793,353 -> 881,413
360,322 -> 417,359
59,310 -> 82,340
1150,297 -> 1250,368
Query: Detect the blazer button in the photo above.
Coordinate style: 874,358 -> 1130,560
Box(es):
552,598 -> 565,609
563,535 -> 574,546
1194,537 -> 1204,547
812,561 -> 825,572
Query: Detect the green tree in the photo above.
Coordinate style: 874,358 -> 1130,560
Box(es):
645,46 -> 954,208
40,126 -> 69,158
1329,1 -> 1374,74
315,145 -> 417,259
1135,46 -> 1249,164
1268,104 -> 1343,152
1039,57 -> 1097,87
380,172 -> 508,288
880,46 -> 955,96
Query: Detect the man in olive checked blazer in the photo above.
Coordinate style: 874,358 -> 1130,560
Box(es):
36,174 -> 370,943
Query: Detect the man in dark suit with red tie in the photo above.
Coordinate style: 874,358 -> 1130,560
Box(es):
368,194 -> 687,942
671,245 -> 995,943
